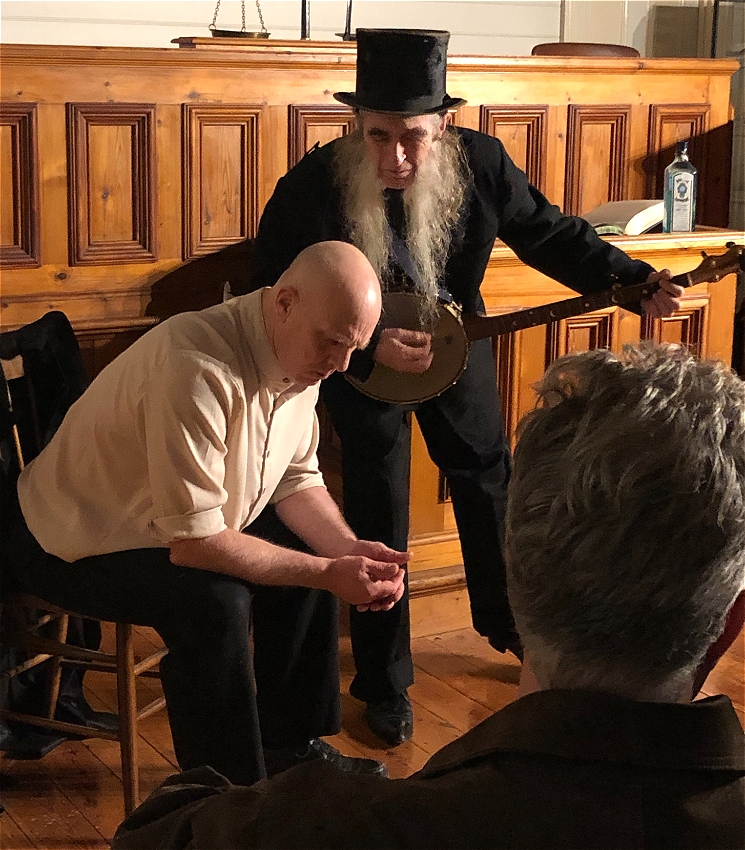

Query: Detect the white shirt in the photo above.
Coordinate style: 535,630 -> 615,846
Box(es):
18,290 -> 325,562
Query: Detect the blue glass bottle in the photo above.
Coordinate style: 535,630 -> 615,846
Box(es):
663,140 -> 697,233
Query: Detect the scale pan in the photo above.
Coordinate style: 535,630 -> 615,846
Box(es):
211,29 -> 270,38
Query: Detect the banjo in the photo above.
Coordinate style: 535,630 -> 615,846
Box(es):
346,243 -> 745,404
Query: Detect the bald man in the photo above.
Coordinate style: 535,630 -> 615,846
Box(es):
7,241 -> 407,786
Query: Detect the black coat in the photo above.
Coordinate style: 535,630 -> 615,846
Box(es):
112,690 -> 745,849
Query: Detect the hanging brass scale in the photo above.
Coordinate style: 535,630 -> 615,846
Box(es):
209,0 -> 269,38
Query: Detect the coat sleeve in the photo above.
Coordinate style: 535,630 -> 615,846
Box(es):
110,767 -> 250,849
112,763 -> 403,850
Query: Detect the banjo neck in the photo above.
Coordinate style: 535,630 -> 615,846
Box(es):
349,244 -> 744,405
460,247 -> 743,342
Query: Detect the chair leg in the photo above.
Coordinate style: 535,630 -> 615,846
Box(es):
115,622 -> 139,815
43,613 -> 69,720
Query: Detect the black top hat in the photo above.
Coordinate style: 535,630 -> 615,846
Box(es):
334,29 -> 466,115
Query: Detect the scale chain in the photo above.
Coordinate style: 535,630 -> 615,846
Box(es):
210,0 -> 267,34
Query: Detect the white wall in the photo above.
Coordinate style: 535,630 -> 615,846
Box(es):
563,0 -> 703,57
0,0 -> 714,57
1,0 -> 722,57
0,1 -> 562,55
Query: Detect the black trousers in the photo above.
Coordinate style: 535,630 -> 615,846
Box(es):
5,500 -> 341,786
320,337 -> 516,703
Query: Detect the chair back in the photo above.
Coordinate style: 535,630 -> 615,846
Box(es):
0,311 -> 88,477
531,42 -> 641,58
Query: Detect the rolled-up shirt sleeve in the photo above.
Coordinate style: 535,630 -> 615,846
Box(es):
144,352 -> 239,543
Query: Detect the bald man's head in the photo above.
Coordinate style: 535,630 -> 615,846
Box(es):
262,241 -> 382,387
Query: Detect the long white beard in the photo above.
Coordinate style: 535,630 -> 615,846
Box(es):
333,128 -> 470,325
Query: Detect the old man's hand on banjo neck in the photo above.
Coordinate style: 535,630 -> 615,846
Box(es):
348,244 -> 744,405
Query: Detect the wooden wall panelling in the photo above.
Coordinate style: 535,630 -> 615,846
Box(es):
696,121 -> 734,229
564,105 -> 631,216
437,471 -> 451,504
452,104 -> 479,133
545,306 -> 619,361
626,103 -> 654,201
544,105 -> 567,208
76,323 -> 153,380
66,103 -> 157,266
479,105 -> 549,194
182,104 -> 263,259
617,302 -> 645,350
511,324 -> 552,445
705,265 -> 741,362
646,104 -> 710,197
155,103 -> 183,261
37,103 -> 72,268
410,415 -> 450,540
0,264 -> 172,333
493,331 -> 522,444
260,107 -> 289,213
646,103 -> 712,223
287,104 -> 355,170
0,103 -> 40,269
641,294 -> 710,357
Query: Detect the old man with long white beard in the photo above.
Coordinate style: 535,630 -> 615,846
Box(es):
247,28 -> 684,747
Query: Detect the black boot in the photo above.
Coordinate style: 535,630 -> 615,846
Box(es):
487,633 -> 524,662
364,692 -> 413,746
264,738 -> 388,778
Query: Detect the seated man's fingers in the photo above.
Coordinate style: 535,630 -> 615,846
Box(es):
356,576 -> 405,611
350,540 -> 411,563
367,562 -> 405,582
368,590 -> 403,612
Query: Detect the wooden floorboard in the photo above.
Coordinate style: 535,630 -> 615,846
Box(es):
1,625 -> 743,850
0,812 -> 36,850
699,630 -> 745,728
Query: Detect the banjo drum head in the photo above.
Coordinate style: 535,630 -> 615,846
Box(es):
347,292 -> 470,404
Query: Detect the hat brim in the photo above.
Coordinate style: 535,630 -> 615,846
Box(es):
333,92 -> 466,115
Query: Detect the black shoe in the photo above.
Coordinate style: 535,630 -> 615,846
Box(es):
487,634 -> 524,663
365,692 -> 414,746
4,729 -> 71,760
264,737 -> 388,779
3,695 -> 119,760
55,695 -> 119,734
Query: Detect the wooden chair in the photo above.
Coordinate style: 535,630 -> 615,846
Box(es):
531,42 -> 641,58
0,311 -> 167,814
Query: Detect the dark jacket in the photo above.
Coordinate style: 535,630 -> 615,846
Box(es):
112,689 -> 745,849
